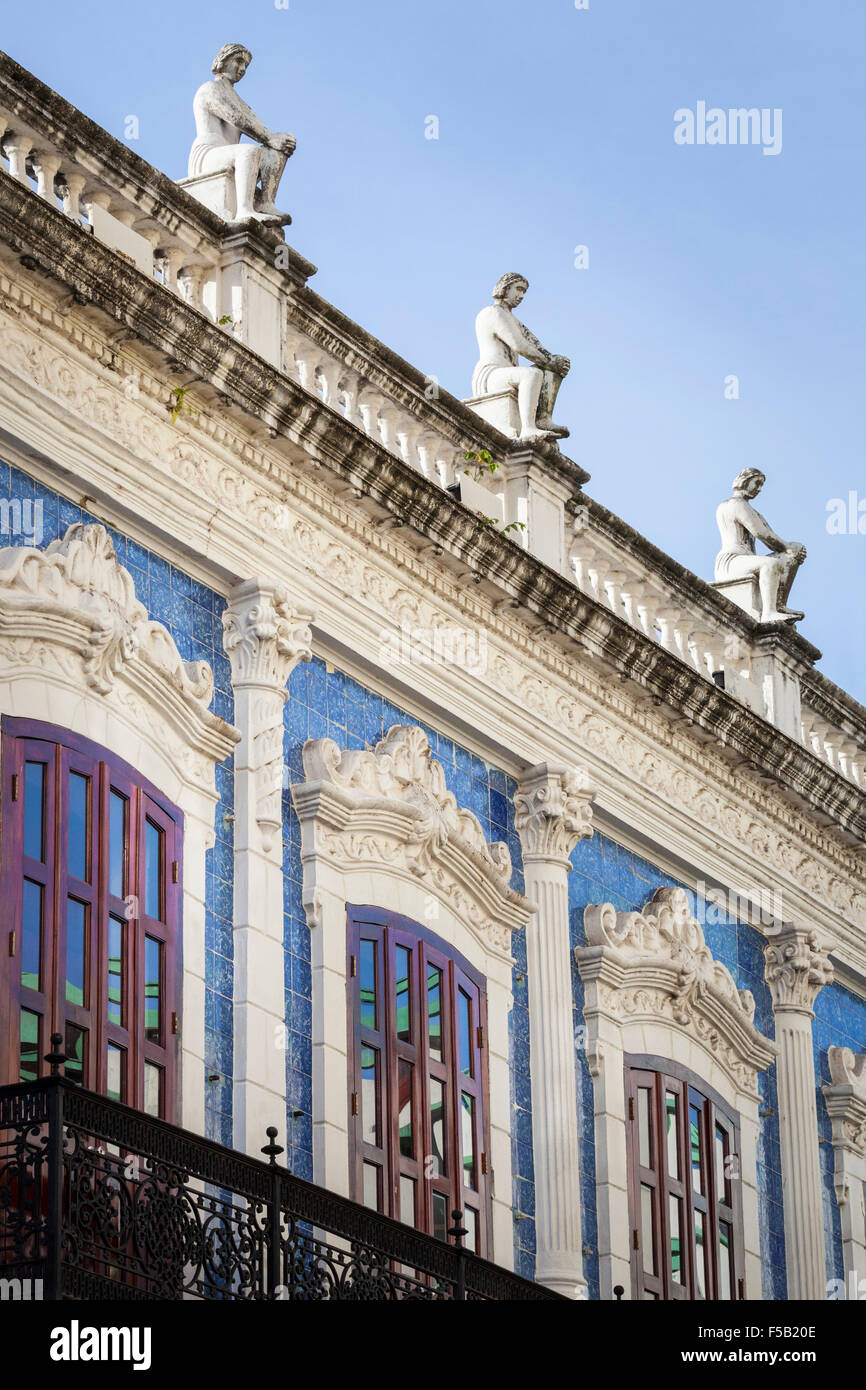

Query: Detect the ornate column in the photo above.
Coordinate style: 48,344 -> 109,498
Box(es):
764,925 -> 834,1299
514,763 -> 595,1298
223,580 -> 313,1157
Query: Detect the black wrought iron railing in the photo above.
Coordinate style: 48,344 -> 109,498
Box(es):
0,1058 -> 558,1302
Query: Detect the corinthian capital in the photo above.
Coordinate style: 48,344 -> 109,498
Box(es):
764,925 -> 834,1015
223,578 -> 313,690
514,763 -> 595,864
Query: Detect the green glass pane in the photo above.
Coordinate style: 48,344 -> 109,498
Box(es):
395,946 -> 411,1042
145,819 -> 162,919
665,1091 -> 679,1178
398,1058 -> 413,1158
108,916 -> 124,1025
430,1077 -> 446,1176
694,1210 -> 707,1299
19,1009 -> 39,1082
432,1191 -> 448,1243
21,878 -> 42,990
361,1046 -> 378,1146
65,899 -> 86,1005
669,1194 -> 682,1283
144,936 -> 161,1042
359,939 -> 376,1029
690,1103 -> 704,1193
458,989 -> 472,1076
23,762 -> 45,861
715,1124 -> 727,1204
67,771 -> 88,881
718,1222 -> 732,1300
109,791 -> 126,898
64,1024 -> 85,1086
461,1092 -> 476,1189
427,966 -> 442,1062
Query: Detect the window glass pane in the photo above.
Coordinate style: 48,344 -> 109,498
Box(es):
19,1009 -> 39,1082
107,1044 -> 124,1103
665,1090 -> 680,1178
64,1024 -> 85,1086
109,791 -> 126,898
361,1046 -> 379,1146
430,1077 -> 446,1176
395,946 -> 411,1042
144,1062 -> 161,1117
458,989 -> 472,1077
461,1092 -> 476,1190
715,1124 -> 728,1205
23,761 -> 45,861
399,1176 -> 415,1226
21,878 -> 42,990
65,898 -> 87,1005
690,1103 -> 704,1194
359,939 -> 376,1030
67,771 -> 89,881
718,1221 -> 732,1300
108,916 -> 124,1025
637,1086 -> 652,1169
694,1210 -> 708,1299
398,1059 -> 413,1158
362,1162 -> 380,1212
640,1184 -> 655,1274
669,1194 -> 682,1284
432,1191 -> 448,1242
145,819 -> 163,919
463,1207 -> 478,1253
427,965 -> 443,1062
144,936 -> 161,1042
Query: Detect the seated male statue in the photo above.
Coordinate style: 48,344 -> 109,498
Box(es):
472,273 -> 570,442
714,468 -> 806,623
189,44 -> 295,225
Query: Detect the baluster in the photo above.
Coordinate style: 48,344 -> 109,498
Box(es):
59,171 -> 87,220
33,152 -> 61,203
4,131 -> 33,183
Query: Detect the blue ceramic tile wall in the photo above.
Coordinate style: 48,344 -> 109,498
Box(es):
814,982 -> 866,1288
568,832 -> 788,1300
1,463 -> 235,1144
282,657 -> 535,1270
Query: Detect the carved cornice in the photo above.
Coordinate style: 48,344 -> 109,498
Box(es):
0,278 -> 864,963
576,886 -> 777,1092
822,1048 -> 866,1169
291,725 -> 532,960
0,523 -> 237,782
222,579 -> 313,690
514,763 -> 595,864
763,926 -> 834,1016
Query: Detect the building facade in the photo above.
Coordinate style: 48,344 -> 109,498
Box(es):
0,47 -> 865,1302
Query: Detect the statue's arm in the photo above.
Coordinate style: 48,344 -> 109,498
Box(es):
203,83 -> 279,146
741,502 -> 790,553
508,315 -> 556,367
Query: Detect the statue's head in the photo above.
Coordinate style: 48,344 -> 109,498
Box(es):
212,44 -> 252,80
492,272 -> 529,308
732,467 -> 766,498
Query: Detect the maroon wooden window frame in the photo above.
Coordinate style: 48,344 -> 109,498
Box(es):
626,1054 -> 745,1301
347,906 -> 492,1256
0,718 -> 183,1121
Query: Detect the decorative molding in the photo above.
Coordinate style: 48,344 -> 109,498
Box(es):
764,926 -> 834,1016
0,287 -> 864,965
824,1048 -> 866,1162
577,886 -> 777,1092
514,763 -> 595,864
292,724 -> 531,961
0,522 -> 237,783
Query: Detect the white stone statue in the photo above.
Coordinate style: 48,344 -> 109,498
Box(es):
714,469 -> 806,624
188,44 -> 295,225
470,273 -> 570,442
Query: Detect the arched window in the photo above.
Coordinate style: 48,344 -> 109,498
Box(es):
0,718 -> 182,1119
626,1055 -> 744,1300
347,906 -> 490,1256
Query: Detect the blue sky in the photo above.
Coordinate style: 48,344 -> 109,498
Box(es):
4,1 -> 864,699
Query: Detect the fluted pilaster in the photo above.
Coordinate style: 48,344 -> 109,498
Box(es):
514,763 -> 595,1297
764,925 -> 834,1299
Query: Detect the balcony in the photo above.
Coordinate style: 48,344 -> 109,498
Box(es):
0,1059 -> 558,1302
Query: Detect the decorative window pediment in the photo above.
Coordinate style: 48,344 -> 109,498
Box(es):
292,724 -> 531,960
577,885 -> 777,1092
0,523 -> 237,777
